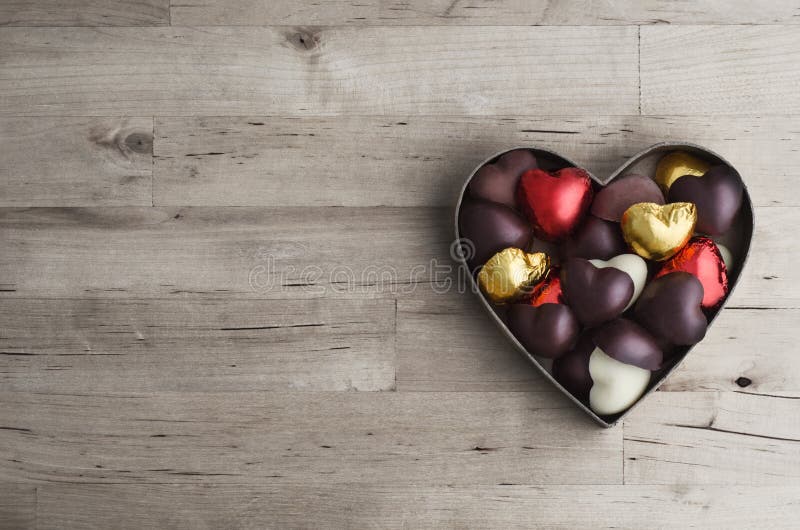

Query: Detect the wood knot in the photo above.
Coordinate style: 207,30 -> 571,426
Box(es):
124,132 -> 152,154
88,120 -> 152,159
288,28 -> 321,52
735,376 -> 752,388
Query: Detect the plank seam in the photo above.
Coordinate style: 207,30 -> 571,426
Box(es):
150,117 -> 155,207
637,25 -> 642,115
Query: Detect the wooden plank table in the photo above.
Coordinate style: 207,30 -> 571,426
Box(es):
1,2 -> 800,528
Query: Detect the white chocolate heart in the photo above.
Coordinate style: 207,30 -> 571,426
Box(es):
588,347 -> 650,416
589,253 -> 648,311
715,241 -> 734,272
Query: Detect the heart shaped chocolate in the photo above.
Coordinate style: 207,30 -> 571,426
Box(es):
561,215 -> 627,261
621,202 -> 697,261
668,165 -> 744,236
560,258 -> 634,327
454,143 -> 753,426
634,272 -> 708,347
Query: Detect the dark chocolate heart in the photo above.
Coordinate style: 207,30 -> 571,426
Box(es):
590,173 -> 664,222
506,303 -> 580,359
561,215 -> 627,261
455,144 -> 753,427
468,149 -> 538,209
458,199 -> 531,267
552,333 -> 594,400
560,258 -> 634,327
592,318 -> 662,370
668,165 -> 744,236
634,272 -> 707,346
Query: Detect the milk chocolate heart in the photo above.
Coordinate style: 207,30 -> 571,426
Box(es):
591,174 -> 664,222
454,144 -> 753,427
468,149 -> 538,209
560,258 -> 634,328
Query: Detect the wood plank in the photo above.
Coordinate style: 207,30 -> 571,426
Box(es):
398,289 -> 800,392
35,483 -> 800,529
170,0 -> 800,26
154,115 -> 800,207
0,26 -> 639,116
397,292 -> 546,392
0,117 -> 152,207
624,391 -> 800,484
0,297 -> 395,393
0,206 -> 449,300
642,26 -> 800,115
0,391 -> 622,485
0,206 -> 794,309
0,0 -> 169,26
661,308 -> 800,393
0,483 -> 36,530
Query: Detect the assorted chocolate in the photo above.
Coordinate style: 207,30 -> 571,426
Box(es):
459,148 -> 747,419
478,248 -> 549,303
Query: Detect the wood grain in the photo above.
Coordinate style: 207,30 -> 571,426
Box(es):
0,117 -> 152,206
0,206 -> 794,308
642,25 -> 800,115
0,26 -> 639,116
0,297 -> 395,393
0,0 -> 169,26
154,115 -> 800,207
32,483 -> 800,530
397,293 -> 544,392
0,206 -> 449,300
0,390 -> 621,485
660,308 -> 800,393
625,391 -> 800,484
170,0 -> 800,26
398,290 -> 800,392
0,483 -> 35,530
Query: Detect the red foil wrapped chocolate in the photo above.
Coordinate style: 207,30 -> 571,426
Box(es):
655,236 -> 729,309
528,267 -> 565,306
516,167 -> 593,242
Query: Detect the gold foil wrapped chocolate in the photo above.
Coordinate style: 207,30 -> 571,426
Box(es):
655,151 -> 711,192
478,248 -> 550,303
621,202 -> 697,261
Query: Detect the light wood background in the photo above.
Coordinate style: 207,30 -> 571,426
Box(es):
1,1 -> 800,528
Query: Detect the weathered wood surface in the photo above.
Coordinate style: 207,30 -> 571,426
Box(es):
169,0 -> 800,27
154,115 -> 800,207
625,391 -> 800,485
398,293 -> 800,393
2,2 -> 800,527
641,26 -> 800,115
0,206 -> 793,308
0,26 -> 639,116
0,391 -> 621,485
0,297 -> 396,393
0,0 -> 169,26
0,117 -> 153,206
34,483 -> 800,530
0,483 -> 35,530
